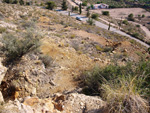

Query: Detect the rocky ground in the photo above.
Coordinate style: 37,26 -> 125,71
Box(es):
0,3 -> 149,113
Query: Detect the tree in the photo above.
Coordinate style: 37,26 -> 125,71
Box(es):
91,4 -> 94,9
79,3 -> 82,14
12,0 -> 18,4
87,18 -> 95,25
86,6 -> 90,11
86,10 -> 90,17
19,0 -> 24,5
46,1 -> 56,10
62,0 -> 68,10
108,23 -> 111,30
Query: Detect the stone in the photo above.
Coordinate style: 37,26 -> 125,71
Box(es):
0,59 -> 7,85
0,91 -> 4,104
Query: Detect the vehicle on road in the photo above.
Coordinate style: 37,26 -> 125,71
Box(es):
76,17 -> 83,21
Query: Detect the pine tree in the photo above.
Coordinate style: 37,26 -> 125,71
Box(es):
62,0 -> 68,10
79,3 -> 82,14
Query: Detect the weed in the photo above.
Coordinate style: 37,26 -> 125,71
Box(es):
39,55 -> 53,68
0,27 -> 6,33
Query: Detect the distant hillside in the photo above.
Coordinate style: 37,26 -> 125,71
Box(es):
84,0 -> 150,10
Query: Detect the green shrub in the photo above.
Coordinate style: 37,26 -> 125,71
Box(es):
91,13 -> 99,19
96,1 -> 101,4
80,61 -> 150,112
142,14 -> 145,18
122,20 -> 128,25
19,0 -> 24,5
80,61 -> 150,97
148,47 -> 150,54
136,24 -> 140,27
0,27 -> 6,33
82,2 -> 87,6
46,1 -> 56,10
74,6 -> 78,11
91,4 -> 94,9
128,13 -> 134,21
103,46 -> 114,52
132,32 -> 140,38
1,29 -> 41,65
102,11 -> 109,16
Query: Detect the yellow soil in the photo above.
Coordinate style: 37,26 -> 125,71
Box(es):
40,38 -> 96,93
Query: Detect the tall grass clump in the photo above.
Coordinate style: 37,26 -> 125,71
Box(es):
80,61 -> 150,113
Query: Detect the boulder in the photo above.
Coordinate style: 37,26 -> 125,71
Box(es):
0,93 -> 107,113
0,59 -> 7,85
0,91 -> 4,104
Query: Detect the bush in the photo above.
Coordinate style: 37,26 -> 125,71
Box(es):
96,1 -> 101,4
91,13 -> 99,20
91,4 -> 94,9
39,55 -> 53,68
46,1 -> 56,10
132,32 -> 140,38
122,20 -> 128,25
1,29 -> 41,65
21,21 -> 36,29
102,11 -> 109,16
82,2 -> 87,6
0,27 -> 6,33
81,61 -> 150,97
87,18 -> 95,25
80,61 -> 150,112
148,47 -> 150,54
128,13 -> 134,21
74,6 -> 78,11
136,24 -> 140,27
142,14 -> 145,18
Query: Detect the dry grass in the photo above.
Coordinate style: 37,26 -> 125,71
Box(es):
102,75 -> 149,113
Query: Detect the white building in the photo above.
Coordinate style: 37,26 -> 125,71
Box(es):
93,3 -> 109,9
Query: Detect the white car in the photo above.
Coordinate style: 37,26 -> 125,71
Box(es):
76,17 -> 83,21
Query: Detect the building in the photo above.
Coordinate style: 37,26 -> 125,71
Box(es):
93,3 -> 109,9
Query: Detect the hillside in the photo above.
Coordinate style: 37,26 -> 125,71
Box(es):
0,2 -> 150,113
83,0 -> 150,10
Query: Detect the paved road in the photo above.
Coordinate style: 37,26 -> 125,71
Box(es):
57,10 -> 150,48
